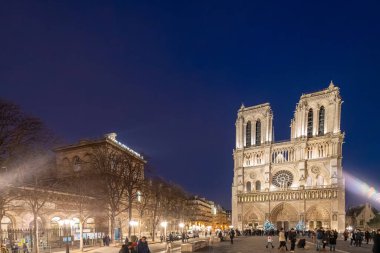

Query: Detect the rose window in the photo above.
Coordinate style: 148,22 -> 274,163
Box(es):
272,170 -> 294,188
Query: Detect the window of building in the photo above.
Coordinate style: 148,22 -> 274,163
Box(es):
255,120 -> 261,146
246,181 -> 252,192
246,121 -> 251,147
73,156 -> 81,172
318,106 -> 325,136
255,181 -> 261,191
307,109 -> 313,137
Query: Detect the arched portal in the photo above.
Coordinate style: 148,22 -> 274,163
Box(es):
243,211 -> 259,229
270,203 -> 298,230
306,205 -> 330,230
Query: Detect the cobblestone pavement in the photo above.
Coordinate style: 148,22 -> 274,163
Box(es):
194,236 -> 374,253
53,236 -> 375,253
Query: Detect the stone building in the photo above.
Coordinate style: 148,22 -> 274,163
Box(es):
231,82 -> 345,232
346,203 -> 378,230
0,133 -> 145,246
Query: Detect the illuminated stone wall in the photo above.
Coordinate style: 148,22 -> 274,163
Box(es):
232,82 -> 345,232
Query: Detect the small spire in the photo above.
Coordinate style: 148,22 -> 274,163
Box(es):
329,80 -> 335,89
240,103 -> 245,109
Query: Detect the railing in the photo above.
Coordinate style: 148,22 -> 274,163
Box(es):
237,186 -> 339,203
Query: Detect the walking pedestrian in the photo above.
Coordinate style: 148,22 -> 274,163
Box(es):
229,229 -> 235,244
266,234 -> 275,249
289,228 -> 297,252
278,228 -> 288,252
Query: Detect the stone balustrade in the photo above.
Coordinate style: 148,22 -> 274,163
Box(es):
237,187 -> 339,203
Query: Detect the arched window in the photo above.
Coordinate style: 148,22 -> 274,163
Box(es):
73,156 -> 81,172
307,109 -> 313,137
318,106 -> 325,136
255,120 -> 261,146
317,175 -> 324,186
246,121 -> 251,147
255,181 -> 261,191
246,181 -> 252,192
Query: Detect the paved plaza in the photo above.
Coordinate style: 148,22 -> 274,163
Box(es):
62,235 -> 375,253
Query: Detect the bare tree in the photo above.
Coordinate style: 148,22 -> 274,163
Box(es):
18,157 -> 57,253
121,154 -> 144,237
135,181 -> 150,237
60,171 -> 100,251
0,99 -> 57,243
90,146 -> 128,242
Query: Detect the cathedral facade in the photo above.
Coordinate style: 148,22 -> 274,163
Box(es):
231,83 -> 345,232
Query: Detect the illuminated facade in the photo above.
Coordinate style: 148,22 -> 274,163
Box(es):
1,133 -> 145,246
232,82 -> 345,232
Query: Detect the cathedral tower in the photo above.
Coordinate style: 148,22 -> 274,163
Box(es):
232,82 -> 345,232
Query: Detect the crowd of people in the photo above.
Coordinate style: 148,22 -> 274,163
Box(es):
114,227 -> 380,253
119,236 -> 150,253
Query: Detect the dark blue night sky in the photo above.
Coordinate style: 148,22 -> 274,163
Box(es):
1,1 -> 380,209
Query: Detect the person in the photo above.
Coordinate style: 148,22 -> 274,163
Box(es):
22,243 -> 28,253
105,235 -> 110,246
343,231 -> 348,241
278,228 -> 288,251
229,229 -> 235,244
329,230 -> 337,252
356,230 -> 363,247
366,231 -> 371,244
137,237 -> 150,253
119,244 -> 129,253
316,228 -> 323,251
266,234 -> 275,249
288,228 -> 297,252
373,229 -> 380,253
218,230 -> 223,241
160,235 -> 164,243
350,231 -> 355,246
11,244 -> 18,253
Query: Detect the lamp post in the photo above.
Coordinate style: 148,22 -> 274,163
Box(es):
129,221 -> 138,236
160,221 -> 168,241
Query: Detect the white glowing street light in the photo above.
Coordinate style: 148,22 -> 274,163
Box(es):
160,221 -> 168,239
129,220 -> 138,235
179,223 -> 185,233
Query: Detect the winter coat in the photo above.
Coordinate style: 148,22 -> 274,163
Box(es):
373,233 -> 380,253
279,231 -> 286,242
137,240 -> 150,253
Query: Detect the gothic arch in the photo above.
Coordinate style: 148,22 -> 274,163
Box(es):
306,205 -> 330,221
307,108 -> 313,137
243,204 -> 265,222
270,203 -> 299,223
246,181 -> 252,192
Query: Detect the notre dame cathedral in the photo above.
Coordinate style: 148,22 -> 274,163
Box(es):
231,82 -> 345,232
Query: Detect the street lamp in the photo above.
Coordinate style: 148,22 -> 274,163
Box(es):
160,221 -> 168,241
179,223 -> 185,231
129,221 -> 138,236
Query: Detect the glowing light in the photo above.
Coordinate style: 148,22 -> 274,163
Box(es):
179,223 -> 185,228
345,172 -> 380,204
129,220 -> 138,227
160,221 -> 168,228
